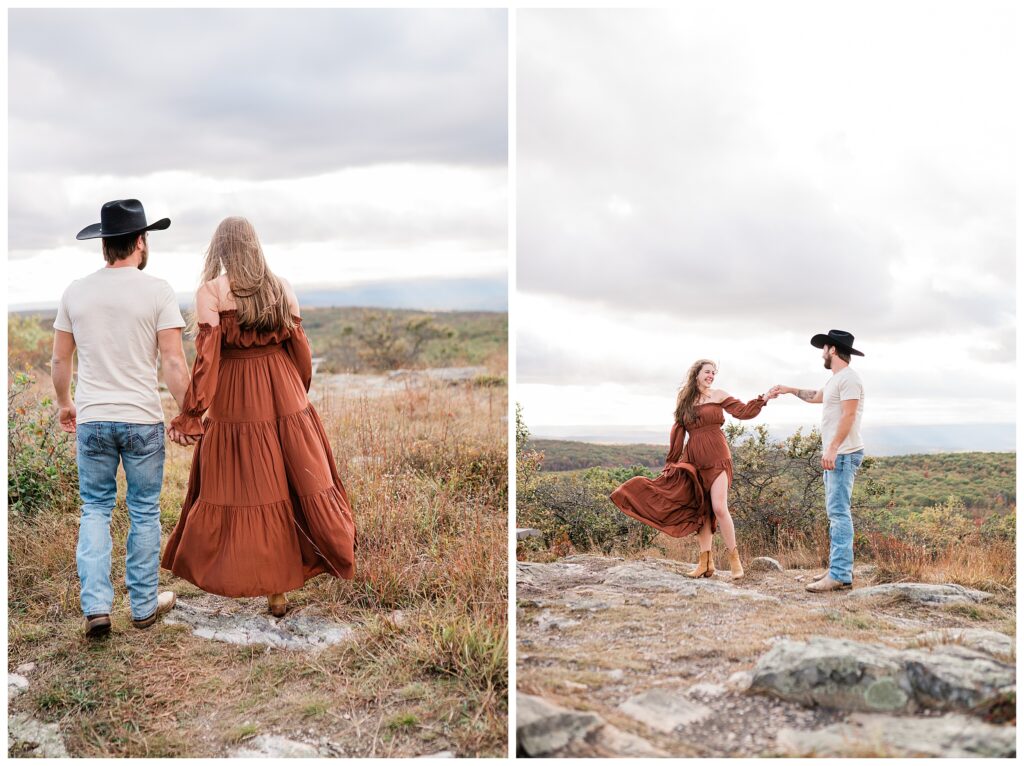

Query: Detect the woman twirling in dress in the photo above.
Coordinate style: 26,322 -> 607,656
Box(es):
611,359 -> 776,579
162,217 -> 356,616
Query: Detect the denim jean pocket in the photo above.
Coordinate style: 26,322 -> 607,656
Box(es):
127,424 -> 165,456
78,425 -> 108,457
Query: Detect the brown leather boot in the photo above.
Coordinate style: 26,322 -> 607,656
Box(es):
727,548 -> 744,580
685,550 -> 715,578
268,593 -> 288,617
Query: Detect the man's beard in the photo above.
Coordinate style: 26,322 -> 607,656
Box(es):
137,245 -> 148,271
823,355 -> 832,370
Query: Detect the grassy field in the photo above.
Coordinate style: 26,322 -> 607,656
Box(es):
528,437 -> 1016,515
527,439 -> 665,472
8,322 -> 508,757
10,307 -> 507,375
517,432 -> 1015,592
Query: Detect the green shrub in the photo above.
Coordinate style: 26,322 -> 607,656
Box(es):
898,496 -> 975,550
8,372 -> 78,517
518,466 -> 658,553
725,424 -> 828,548
981,509 -> 1015,542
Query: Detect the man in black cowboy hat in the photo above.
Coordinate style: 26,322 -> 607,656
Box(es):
52,199 -> 190,637
771,330 -> 866,593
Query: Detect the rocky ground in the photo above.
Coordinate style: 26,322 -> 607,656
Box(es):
8,592 -> 456,758
516,554 -> 1015,758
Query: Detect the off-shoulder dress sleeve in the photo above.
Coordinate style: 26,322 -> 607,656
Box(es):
722,395 -> 767,421
284,316 -> 312,392
665,421 -> 687,465
169,324 -> 222,437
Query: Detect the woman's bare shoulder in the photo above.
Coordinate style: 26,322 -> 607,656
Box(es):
278,275 -> 300,316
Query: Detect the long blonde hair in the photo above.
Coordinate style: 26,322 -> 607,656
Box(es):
674,358 -> 717,426
195,217 -> 293,333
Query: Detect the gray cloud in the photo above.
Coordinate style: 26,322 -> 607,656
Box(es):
517,8 -> 1014,342
8,9 -> 507,255
9,9 -> 506,179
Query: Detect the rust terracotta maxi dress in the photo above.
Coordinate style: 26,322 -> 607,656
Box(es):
161,311 -> 356,596
611,397 -> 766,537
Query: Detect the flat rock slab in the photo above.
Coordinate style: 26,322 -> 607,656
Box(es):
590,723 -> 668,757
535,611 -> 581,631
750,636 -> 1014,714
602,562 -> 778,602
687,682 -> 727,699
8,713 -> 70,758
848,583 -> 990,605
618,688 -> 712,733
913,628 -> 1014,659
230,734 -> 327,758
8,673 -> 29,701
563,586 -> 627,612
777,712 -> 1016,758
516,693 -> 603,757
165,601 -> 355,651
516,562 -> 593,589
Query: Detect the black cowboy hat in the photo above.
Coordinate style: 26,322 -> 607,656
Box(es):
811,329 -> 864,357
76,199 -> 171,240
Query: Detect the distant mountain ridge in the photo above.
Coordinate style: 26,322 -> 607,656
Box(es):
9,275 -> 508,314
529,423 -> 1015,457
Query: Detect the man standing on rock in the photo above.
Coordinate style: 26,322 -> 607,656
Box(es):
52,199 -> 188,637
771,330 -> 866,594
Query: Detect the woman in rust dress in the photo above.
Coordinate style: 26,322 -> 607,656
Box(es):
162,217 -> 356,616
611,359 -> 774,579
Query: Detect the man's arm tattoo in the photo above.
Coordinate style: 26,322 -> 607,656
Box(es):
797,389 -> 818,402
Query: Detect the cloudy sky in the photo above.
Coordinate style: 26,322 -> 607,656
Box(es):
8,9 -> 507,309
517,3 -> 1015,442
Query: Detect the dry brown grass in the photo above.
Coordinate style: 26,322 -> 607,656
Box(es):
864,535 -> 1015,591
8,377 -> 508,757
633,524 -> 1015,594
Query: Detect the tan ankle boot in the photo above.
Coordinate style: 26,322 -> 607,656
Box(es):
268,593 -> 288,617
727,548 -> 744,579
686,550 -> 715,578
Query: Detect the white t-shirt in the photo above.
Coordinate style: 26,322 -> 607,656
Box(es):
821,366 -> 865,455
54,268 -> 185,424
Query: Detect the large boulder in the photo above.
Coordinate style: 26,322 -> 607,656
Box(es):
750,636 -> 1014,714
747,557 -> 784,572
777,712 -> 1016,758
516,693 -> 602,756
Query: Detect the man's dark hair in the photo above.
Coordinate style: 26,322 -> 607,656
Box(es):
102,231 -> 145,265
831,346 -> 851,363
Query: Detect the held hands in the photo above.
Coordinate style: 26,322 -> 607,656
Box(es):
762,387 -> 781,401
168,426 -> 201,447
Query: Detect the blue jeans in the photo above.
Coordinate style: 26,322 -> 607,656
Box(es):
823,450 -> 864,584
76,421 -> 165,620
